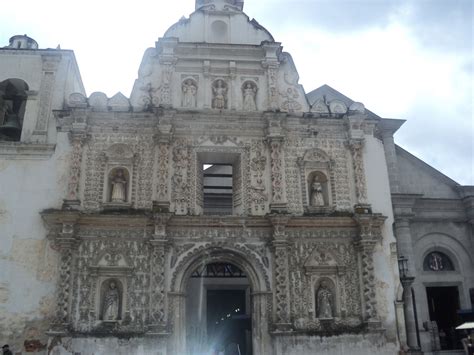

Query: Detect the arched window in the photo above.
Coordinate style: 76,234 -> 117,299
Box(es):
423,251 -> 455,271
0,78 -> 29,141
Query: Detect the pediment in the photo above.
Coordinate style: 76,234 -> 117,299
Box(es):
303,148 -> 331,163
108,92 -> 130,112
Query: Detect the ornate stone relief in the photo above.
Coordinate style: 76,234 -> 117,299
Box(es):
242,81 -> 258,111
349,139 -> 368,205
172,140 -> 191,215
181,78 -> 198,108
250,141 -> 268,215
298,148 -> 335,213
280,87 -> 302,113
354,214 -> 386,325
288,239 -> 361,331
211,79 -> 228,109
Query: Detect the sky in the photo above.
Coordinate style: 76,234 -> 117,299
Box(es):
0,0 -> 472,185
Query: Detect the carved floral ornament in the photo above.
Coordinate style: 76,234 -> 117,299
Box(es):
304,248 -> 346,320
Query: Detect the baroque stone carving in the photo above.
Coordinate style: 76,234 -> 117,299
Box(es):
101,279 -> 121,321
182,79 -> 197,108
316,280 -> 334,319
250,142 -> 268,214
280,87 -> 302,112
349,139 -> 368,205
242,81 -> 257,111
310,177 -> 325,207
212,79 -> 228,109
109,168 -> 128,203
172,142 -> 190,215
65,131 -> 87,205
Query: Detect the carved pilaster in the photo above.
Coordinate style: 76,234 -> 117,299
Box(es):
172,141 -> 190,215
148,213 -> 171,332
349,139 -> 368,206
354,214 -> 386,326
48,216 -> 80,331
266,113 -> 287,212
262,42 -> 281,111
63,126 -> 88,209
154,114 -> 174,211
158,38 -> 178,108
32,54 -> 61,142
269,215 -> 292,331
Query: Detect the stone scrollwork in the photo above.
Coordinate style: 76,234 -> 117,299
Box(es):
64,130 -> 88,208
172,141 -> 190,215
250,141 -> 268,215
349,139 -> 368,206
354,214 -> 386,325
269,215 -> 292,331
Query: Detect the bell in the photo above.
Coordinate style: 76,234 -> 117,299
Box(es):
0,113 -> 22,141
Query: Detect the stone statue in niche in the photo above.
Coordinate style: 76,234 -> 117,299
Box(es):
242,82 -> 257,111
110,169 -> 127,203
316,280 -> 333,319
102,280 -> 121,321
310,176 -> 325,207
212,79 -> 227,109
182,79 -> 197,108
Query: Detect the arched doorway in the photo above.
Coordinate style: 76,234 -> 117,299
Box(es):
186,262 -> 252,354
169,247 -> 271,355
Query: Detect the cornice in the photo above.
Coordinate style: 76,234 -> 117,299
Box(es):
0,142 -> 56,160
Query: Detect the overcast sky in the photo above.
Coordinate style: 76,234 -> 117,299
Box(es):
0,0 -> 472,185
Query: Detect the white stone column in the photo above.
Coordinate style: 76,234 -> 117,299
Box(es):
395,216 -> 421,352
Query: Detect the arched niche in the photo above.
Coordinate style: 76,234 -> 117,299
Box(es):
101,144 -> 136,208
211,20 -> 229,43
298,148 -> 335,213
0,78 -> 29,141
314,277 -> 336,319
304,247 -> 347,320
88,250 -> 133,324
211,79 -> 228,109
107,167 -> 130,204
99,278 -> 124,321
241,80 -> 258,111
307,171 -> 329,208
181,78 -> 198,108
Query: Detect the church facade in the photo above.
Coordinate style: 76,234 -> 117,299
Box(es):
0,1 -> 472,354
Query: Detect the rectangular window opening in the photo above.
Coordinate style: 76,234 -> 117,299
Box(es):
203,163 -> 233,215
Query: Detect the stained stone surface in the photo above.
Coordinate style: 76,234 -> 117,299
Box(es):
1,1 -> 473,355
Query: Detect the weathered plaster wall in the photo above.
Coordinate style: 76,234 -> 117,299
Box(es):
363,134 -> 399,342
272,333 -> 399,355
0,133 -> 71,352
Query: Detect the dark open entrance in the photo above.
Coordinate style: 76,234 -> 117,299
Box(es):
186,262 -> 252,355
426,286 -> 462,350
207,289 -> 250,355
